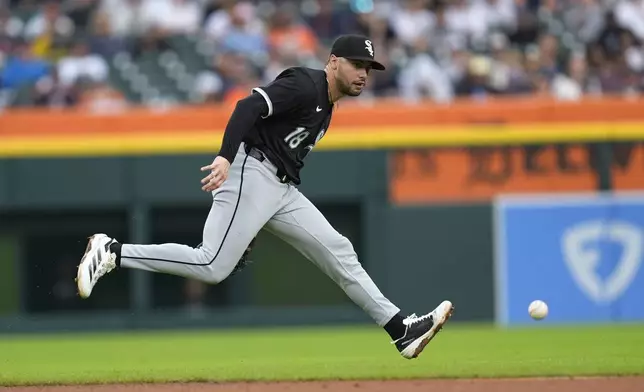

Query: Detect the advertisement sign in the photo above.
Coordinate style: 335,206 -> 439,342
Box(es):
494,192 -> 644,326
390,143 -> 644,204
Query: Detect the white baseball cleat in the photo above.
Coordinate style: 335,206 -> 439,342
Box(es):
76,233 -> 118,299
393,300 -> 454,359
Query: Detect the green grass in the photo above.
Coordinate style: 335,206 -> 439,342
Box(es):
1,323 -> 643,386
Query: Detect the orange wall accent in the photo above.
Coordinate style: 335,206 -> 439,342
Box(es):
2,97 -> 644,139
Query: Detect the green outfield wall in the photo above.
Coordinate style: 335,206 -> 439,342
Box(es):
0,142 -> 628,332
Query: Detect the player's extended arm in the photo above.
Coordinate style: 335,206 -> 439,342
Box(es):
201,69 -> 310,192
217,93 -> 268,164
200,94 -> 266,192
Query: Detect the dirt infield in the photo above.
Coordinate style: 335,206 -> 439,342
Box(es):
5,377 -> 643,392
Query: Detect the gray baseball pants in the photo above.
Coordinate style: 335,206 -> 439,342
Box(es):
121,143 -> 400,326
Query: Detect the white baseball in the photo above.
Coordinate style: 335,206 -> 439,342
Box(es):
528,300 -> 548,320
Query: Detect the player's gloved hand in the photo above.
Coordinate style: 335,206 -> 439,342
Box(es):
230,237 -> 256,276
200,156 -> 230,192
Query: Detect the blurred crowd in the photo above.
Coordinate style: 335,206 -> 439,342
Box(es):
1,0 -> 644,111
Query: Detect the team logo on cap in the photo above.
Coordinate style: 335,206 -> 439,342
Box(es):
365,40 -> 374,57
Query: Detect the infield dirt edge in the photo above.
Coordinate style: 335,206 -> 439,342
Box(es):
4,376 -> 644,392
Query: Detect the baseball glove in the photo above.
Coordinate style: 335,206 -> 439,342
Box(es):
230,237 -> 256,276
195,237 -> 256,276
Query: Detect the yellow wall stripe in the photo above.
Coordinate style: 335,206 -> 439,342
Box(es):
1,123 -> 643,158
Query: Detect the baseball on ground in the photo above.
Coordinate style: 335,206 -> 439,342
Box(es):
528,300 -> 548,320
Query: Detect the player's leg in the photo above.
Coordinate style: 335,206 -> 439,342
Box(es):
264,187 -> 453,359
76,145 -> 283,298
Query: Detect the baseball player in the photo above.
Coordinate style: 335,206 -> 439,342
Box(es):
76,34 -> 453,360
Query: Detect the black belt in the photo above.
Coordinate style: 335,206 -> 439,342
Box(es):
245,145 -> 290,184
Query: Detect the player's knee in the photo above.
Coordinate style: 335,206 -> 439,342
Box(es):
334,235 -> 358,260
192,247 -> 225,285
202,255 -> 239,285
202,271 -> 224,285
199,259 -> 230,285
324,236 -> 360,271
204,266 -> 232,285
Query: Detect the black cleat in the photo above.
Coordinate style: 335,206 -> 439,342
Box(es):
393,300 -> 454,359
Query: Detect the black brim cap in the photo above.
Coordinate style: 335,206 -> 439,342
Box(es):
330,34 -> 386,71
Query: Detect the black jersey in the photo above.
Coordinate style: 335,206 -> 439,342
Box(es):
242,67 -> 334,185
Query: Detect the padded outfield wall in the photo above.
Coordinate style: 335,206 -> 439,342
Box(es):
0,97 -> 642,332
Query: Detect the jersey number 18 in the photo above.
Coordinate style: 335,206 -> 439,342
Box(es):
284,127 -> 310,149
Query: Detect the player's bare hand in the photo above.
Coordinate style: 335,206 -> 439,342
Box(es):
200,156 -> 230,192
